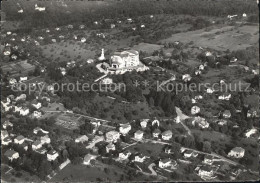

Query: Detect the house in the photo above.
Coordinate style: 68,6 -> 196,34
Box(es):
21,142 -> 28,151
75,135 -> 89,143
203,155 -> 213,165
184,150 -> 193,158
47,150 -> 59,161
36,147 -> 47,154
35,4 -> 46,12
19,107 -> 29,116
195,70 -> 201,75
83,154 -> 96,165
3,46 -> 11,56
192,116 -> 209,129
32,140 -> 42,150
245,128 -> 257,138
14,135 -> 25,144
140,119 -> 149,128
242,13 -> 247,17
218,93 -> 231,101
101,78 -> 113,85
161,130 -> 172,140
206,88 -> 214,94
175,116 -> 181,123
81,37 -> 86,43
105,131 -> 120,143
33,111 -> 42,118
9,78 -> 17,85
40,135 -> 51,144
33,127 -> 49,135
15,94 -> 26,101
119,123 -> 131,135
182,74 -> 192,82
110,24 -> 116,29
216,119 -> 227,126
119,151 -> 131,160
1,130 -> 9,139
199,64 -> 205,70
110,50 -> 140,69
223,110 -> 231,118
19,77 -> 28,82
198,166 -> 214,177
134,154 -> 147,162
159,158 -> 172,168
32,100 -> 42,109
164,145 -> 172,154
106,143 -> 116,153
192,152 -> 199,157
134,130 -> 144,140
191,106 -> 200,115
152,119 -> 160,126
247,109 -> 258,118
205,51 -> 212,57
153,129 -> 161,138
3,120 -> 13,129
230,57 -> 237,63
2,137 -> 12,145
228,147 -> 245,158
4,149 -> 19,161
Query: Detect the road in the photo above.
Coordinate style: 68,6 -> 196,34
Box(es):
175,107 -> 192,136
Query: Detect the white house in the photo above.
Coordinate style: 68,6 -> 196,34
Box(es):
161,130 -> 172,140
199,64 -> 205,70
32,140 -> 42,150
182,74 -> 192,82
247,109 -> 258,118
3,120 -> 13,129
81,37 -> 86,43
110,50 -> 140,69
205,51 -> 212,57
195,70 -> 201,76
47,150 -> 59,161
175,116 -> 181,123
4,149 -> 19,161
14,135 -> 25,145
218,93 -> 231,101
33,127 -> 49,135
75,135 -> 89,143
35,4 -> 46,12
105,131 -> 120,143
15,94 -> 26,101
40,135 -> 51,144
18,107 -> 30,116
192,116 -> 209,129
2,137 -> 12,145
191,106 -> 200,115
228,147 -> 245,158
32,101 -> 42,109
33,111 -> 42,118
203,155 -> 213,165
21,143 -> 28,151
206,88 -> 214,94
242,13 -> 247,17
101,77 -> 113,85
83,154 -> 96,165
152,119 -> 160,126
223,110 -> 231,118
1,130 -> 9,139
134,130 -> 144,140
9,78 -> 17,85
140,119 -> 149,128
184,150 -> 193,158
119,123 -> 131,135
245,128 -> 257,138
198,166 -> 214,177
119,151 -> 131,160
134,154 -> 147,162
153,129 -> 161,138
106,143 -> 116,153
159,158 -> 172,168
230,57 -> 238,63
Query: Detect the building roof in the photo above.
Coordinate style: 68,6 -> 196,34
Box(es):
4,149 -> 18,157
160,158 -> 171,163
200,165 -> 212,172
135,130 -> 144,135
162,130 -> 172,136
231,147 -> 245,153
204,154 -> 213,160
32,140 -> 41,146
153,128 -> 161,134
15,135 -> 25,141
48,149 -> 57,155
184,150 -> 193,154
84,154 -> 96,162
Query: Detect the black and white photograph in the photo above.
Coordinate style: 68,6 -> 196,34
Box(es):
1,0 -> 259,182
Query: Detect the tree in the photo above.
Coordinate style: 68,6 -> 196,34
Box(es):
202,141 -> 211,153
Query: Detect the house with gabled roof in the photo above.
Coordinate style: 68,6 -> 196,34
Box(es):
14,135 -> 25,144
4,149 -> 19,161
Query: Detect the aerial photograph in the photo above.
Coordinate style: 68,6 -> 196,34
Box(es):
0,0 -> 259,182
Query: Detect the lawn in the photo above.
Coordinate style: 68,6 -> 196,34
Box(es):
126,142 -> 164,158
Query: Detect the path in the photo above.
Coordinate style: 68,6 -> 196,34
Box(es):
94,74 -> 107,82
175,107 -> 192,136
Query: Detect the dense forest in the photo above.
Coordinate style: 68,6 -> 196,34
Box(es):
2,0 -> 258,29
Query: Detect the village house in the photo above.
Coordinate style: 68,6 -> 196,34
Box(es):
106,143 -> 116,153
32,100 -> 42,109
9,78 -> 17,85
161,130 -> 173,141
19,107 -> 30,116
216,119 -> 227,126
203,155 -> 213,165
192,116 -> 209,129
15,94 -> 26,101
119,123 -> 132,135
223,110 -> 231,118
175,116 -> 181,123
36,147 -> 47,154
247,108 -> 258,118
152,119 -> 160,126
134,153 -> 147,162
3,46 -> 11,56
47,150 -> 59,161
191,106 -> 200,115
3,120 -> 13,129
4,149 -> 19,161
83,154 -> 97,165
19,76 -> 28,82
230,57 -> 237,63
206,88 -> 214,94
159,158 -> 172,169
218,93 -> 231,101
40,135 -> 51,144
134,130 -> 144,140
198,166 -> 214,178
32,140 -> 42,150
119,151 -> 131,160
153,129 -> 161,138
105,130 -> 120,143
21,142 -> 28,151
245,128 -> 257,138
110,50 -> 140,69
184,150 -> 193,158
33,127 -> 49,135
182,74 -> 192,82
33,111 -> 42,118
140,119 -> 149,128
199,64 -> 205,70
75,135 -> 89,143
228,147 -> 245,158
195,70 -> 202,75
164,145 -> 172,154
14,135 -> 25,144
2,137 -> 12,145
101,77 -> 113,85
2,130 -> 9,139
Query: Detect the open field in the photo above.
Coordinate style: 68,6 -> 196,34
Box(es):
159,25 -> 258,51
1,60 -> 35,76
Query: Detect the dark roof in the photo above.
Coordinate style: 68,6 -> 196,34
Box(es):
4,149 -> 17,157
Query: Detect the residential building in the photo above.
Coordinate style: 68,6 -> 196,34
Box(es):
192,116 -> 209,129
228,147 -> 245,158
134,154 -> 147,162
140,119 -> 149,128
101,78 -> 113,85
105,131 -> 120,143
164,145 -> 172,154
203,155 -> 213,165
245,128 -> 257,138
152,119 -> 160,126
153,129 -> 161,138
40,135 -> 51,144
182,74 -> 192,82
83,154 -> 96,165
33,127 -> 49,135
184,150 -> 193,158
161,130 -> 172,141
110,50 -> 140,69
1,130 -> 9,139
75,135 -> 89,143
119,151 -> 131,160
14,135 -> 25,144
134,130 -> 144,140
106,143 -> 116,153
223,110 -> 231,118
119,123 -> 131,135
159,158 -> 172,168
32,100 -> 42,109
3,120 -> 13,129
198,166 -> 214,177
32,140 -> 42,150
33,111 -> 42,118
47,150 -> 59,161
4,149 -> 19,161
2,137 -> 12,145
191,106 -> 200,115
21,142 -> 28,151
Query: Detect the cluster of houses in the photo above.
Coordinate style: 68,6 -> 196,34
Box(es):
2,125 -> 59,162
